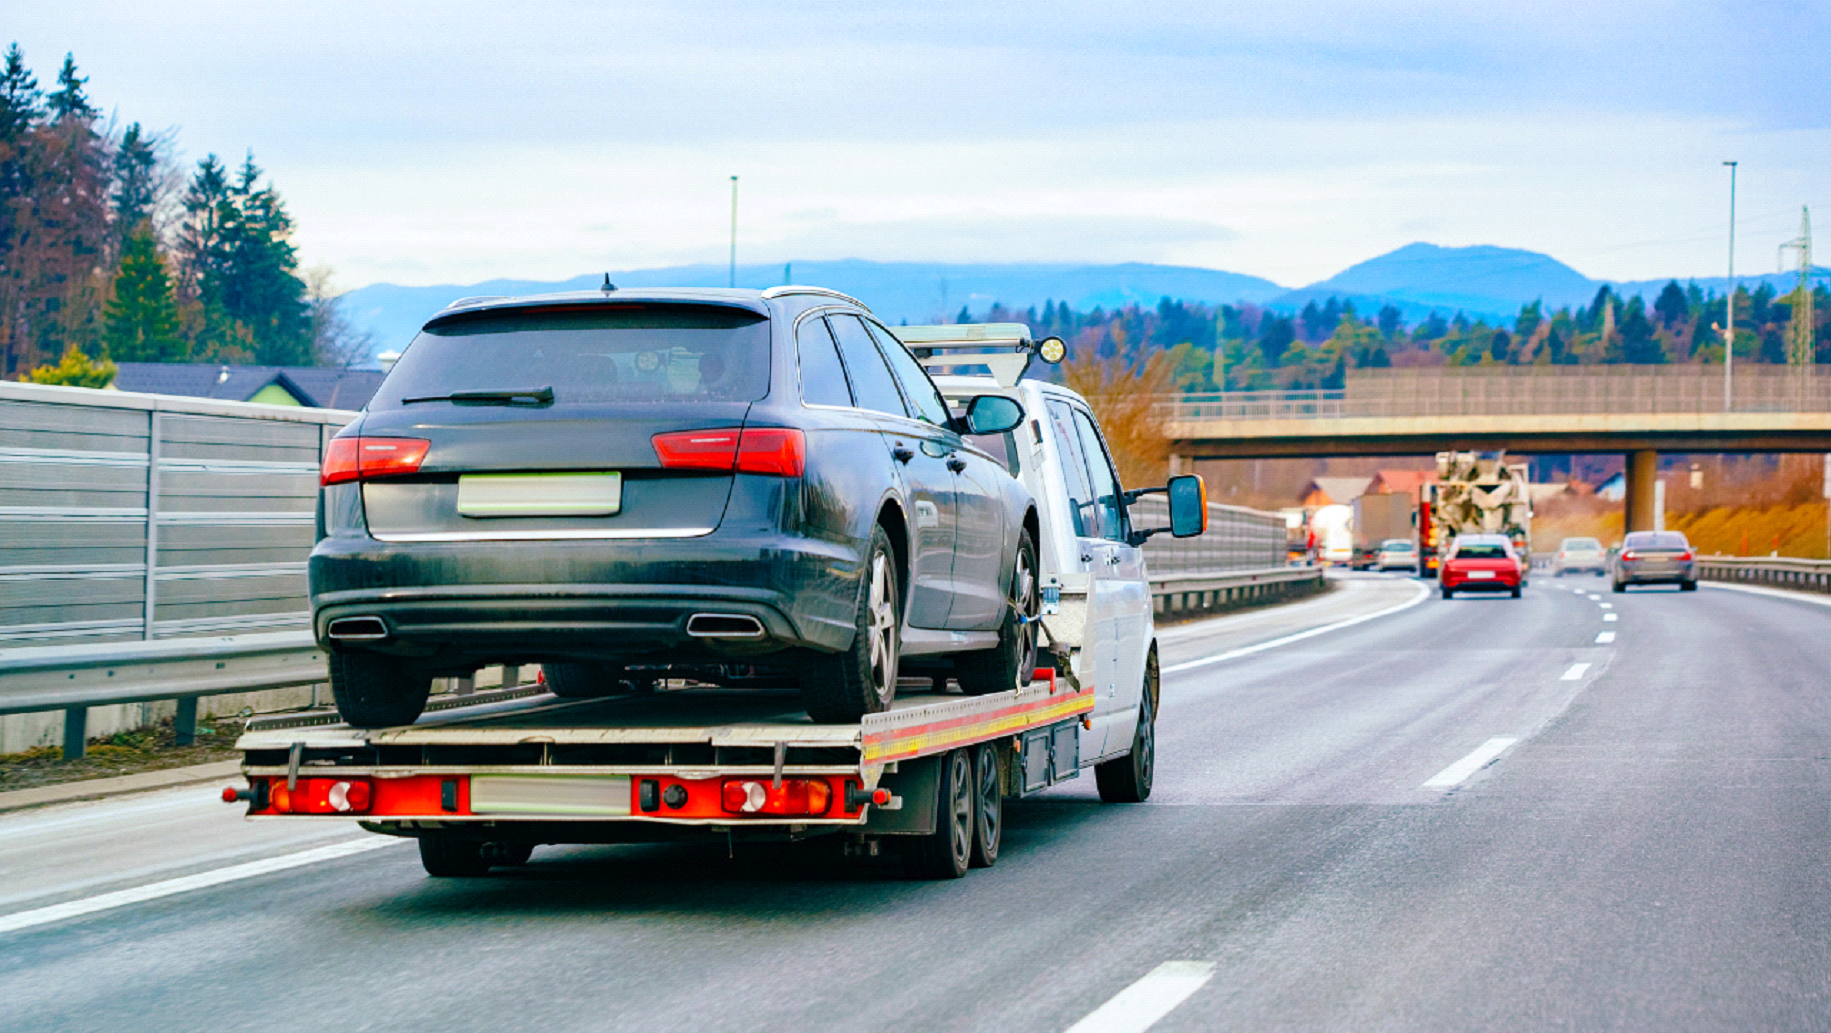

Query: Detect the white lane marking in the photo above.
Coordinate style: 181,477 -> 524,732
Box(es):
1422,737 -> 1520,789
1603,613 -> 1617,622
1065,961 -> 1216,1033
1561,662 -> 1591,680
0,837 -> 394,936
1163,581 -> 1429,674
1595,631 -> 1616,643
1598,602 -> 1613,609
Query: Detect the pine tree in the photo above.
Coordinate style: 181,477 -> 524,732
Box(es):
175,152 -> 310,364
103,229 -> 183,362
112,122 -> 160,241
47,53 -> 96,122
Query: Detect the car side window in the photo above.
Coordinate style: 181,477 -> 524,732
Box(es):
1071,407 -> 1128,543
827,315 -> 908,417
865,321 -> 952,428
796,315 -> 854,408
1045,399 -> 1098,539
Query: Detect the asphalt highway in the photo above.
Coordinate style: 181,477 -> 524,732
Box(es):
3,573 -> 1828,1032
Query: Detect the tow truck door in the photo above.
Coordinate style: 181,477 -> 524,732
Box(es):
1067,406 -> 1150,759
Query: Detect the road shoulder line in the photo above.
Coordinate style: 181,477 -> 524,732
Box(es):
1064,960 -> 1216,1033
1163,580 -> 1429,674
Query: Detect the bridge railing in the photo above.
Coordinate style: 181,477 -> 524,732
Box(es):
1164,366 -> 1831,422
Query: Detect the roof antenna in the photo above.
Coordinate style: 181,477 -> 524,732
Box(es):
601,273 -> 616,292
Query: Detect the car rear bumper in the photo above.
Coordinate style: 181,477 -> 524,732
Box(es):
309,533 -> 860,669
1616,565 -> 1696,584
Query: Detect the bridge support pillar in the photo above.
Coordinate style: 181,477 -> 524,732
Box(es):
1625,450 -> 1659,532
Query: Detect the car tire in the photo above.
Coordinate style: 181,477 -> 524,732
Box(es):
329,651 -> 432,728
905,748 -> 974,879
544,663 -> 633,698
969,742 -> 1001,868
1612,580 -> 1626,593
801,524 -> 900,723
1680,579 -> 1698,592
1095,653 -> 1157,804
955,528 -> 1040,696
418,834 -> 490,877
1510,585 -> 1522,598
1441,586 -> 1454,599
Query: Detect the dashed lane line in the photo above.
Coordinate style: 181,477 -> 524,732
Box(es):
0,837 -> 397,936
1603,613 -> 1618,621
1064,961 -> 1217,1033
1422,738 -> 1520,789
1595,631 -> 1616,643
1561,662 -> 1591,680
1163,581 -> 1430,675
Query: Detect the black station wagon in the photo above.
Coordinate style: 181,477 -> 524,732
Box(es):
312,286 -> 1039,726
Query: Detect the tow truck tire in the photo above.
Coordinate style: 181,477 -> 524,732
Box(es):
418,835 -> 490,877
969,742 -> 1001,868
905,748 -> 974,879
956,529 -> 1039,696
1096,656 -> 1156,804
801,525 -> 901,723
544,663 -> 633,698
329,651 -> 432,728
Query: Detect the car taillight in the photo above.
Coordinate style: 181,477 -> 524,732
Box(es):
265,777 -> 373,814
321,437 -> 431,486
720,778 -> 832,816
652,428 -> 805,477
1621,550 -> 1638,561
1677,550 -> 1693,561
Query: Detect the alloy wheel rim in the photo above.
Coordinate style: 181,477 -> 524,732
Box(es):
951,754 -> 972,863
1012,547 -> 1039,684
866,550 -> 897,704
977,750 -> 999,850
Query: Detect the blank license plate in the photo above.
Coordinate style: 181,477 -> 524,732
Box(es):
469,775 -> 631,816
457,472 -> 622,517
1468,570 -> 1496,579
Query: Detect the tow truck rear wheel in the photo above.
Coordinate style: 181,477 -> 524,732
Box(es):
418,835 -> 491,877
956,529 -> 1040,696
329,651 -> 432,728
1096,653 -> 1157,803
969,742 -> 1001,868
801,525 -> 901,723
905,748 -> 974,879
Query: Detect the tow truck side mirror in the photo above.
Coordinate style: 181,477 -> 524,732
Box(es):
1167,474 -> 1207,538
961,394 -> 1024,435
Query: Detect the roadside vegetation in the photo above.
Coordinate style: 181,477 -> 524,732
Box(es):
0,715 -> 243,793
1535,456 -> 1831,559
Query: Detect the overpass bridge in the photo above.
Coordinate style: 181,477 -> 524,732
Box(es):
1164,365 -> 1831,531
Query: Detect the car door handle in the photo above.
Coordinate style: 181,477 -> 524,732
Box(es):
892,445 -> 914,464
946,457 -> 967,473
1105,554 -> 1121,565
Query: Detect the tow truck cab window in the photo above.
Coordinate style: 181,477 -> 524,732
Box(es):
797,315 -> 854,408
1044,399 -> 1098,538
1072,407 -> 1128,543
867,320 -> 952,428
827,315 -> 907,418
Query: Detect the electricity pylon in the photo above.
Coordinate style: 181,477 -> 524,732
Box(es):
1779,207 -> 1814,366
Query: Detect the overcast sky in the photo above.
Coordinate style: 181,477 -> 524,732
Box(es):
14,1 -> 1830,290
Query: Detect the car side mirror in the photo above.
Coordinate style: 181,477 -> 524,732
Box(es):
1167,474 -> 1206,538
962,394 -> 1024,435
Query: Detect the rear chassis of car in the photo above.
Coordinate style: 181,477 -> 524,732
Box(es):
1440,559 -> 1521,595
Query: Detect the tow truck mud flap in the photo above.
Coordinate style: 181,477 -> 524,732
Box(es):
1020,721 -> 1080,793
861,755 -> 941,836
470,774 -> 632,817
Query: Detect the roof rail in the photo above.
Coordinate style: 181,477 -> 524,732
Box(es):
442,295 -> 511,310
894,324 -> 1065,388
759,285 -> 870,310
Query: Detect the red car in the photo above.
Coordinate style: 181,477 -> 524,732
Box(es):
1440,534 -> 1524,599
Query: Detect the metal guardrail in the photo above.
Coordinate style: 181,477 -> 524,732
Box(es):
1697,555 -> 1831,594
1151,565 -> 1323,617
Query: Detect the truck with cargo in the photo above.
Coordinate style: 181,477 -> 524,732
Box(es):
228,318 -> 1207,880
1349,491 -> 1415,570
1431,450 -> 1533,568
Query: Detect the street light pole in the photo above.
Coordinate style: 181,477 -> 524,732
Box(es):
1723,160 -> 1737,412
729,175 -> 739,289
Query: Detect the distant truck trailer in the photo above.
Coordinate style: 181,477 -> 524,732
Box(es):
1350,492 -> 1415,569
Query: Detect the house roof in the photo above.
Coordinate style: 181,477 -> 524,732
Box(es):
1367,469 -> 1437,496
113,363 -> 385,410
1302,476 -> 1374,506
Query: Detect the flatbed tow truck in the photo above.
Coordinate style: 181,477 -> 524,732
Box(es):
227,319 -> 1193,880
230,672 -> 1089,879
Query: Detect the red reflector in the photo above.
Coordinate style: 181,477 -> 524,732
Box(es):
221,786 -> 239,803
652,429 -> 741,471
321,437 -> 431,485
736,428 -> 805,477
720,778 -> 832,816
270,783 -> 293,813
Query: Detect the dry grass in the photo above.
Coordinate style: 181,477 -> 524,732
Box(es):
1535,473 -> 1831,560
1060,337 -> 1175,488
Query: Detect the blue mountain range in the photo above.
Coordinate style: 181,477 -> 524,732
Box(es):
339,246 -> 1831,359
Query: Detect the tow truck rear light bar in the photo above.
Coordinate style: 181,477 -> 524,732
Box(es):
227,777 -> 373,814
721,778 -> 832,816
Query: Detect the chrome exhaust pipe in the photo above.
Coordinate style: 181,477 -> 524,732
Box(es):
686,613 -> 766,638
326,616 -> 390,642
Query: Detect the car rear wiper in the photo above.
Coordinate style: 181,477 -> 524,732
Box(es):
401,386 -> 555,406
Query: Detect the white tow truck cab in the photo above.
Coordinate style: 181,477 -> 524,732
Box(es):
228,324 -> 1205,881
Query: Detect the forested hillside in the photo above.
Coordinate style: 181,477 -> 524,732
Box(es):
0,44 -> 367,384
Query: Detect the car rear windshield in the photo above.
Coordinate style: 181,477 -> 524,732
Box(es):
1382,540 -> 1414,550
1625,532 -> 1689,550
371,304 -> 770,409
1454,543 -> 1509,559
1564,538 -> 1601,550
